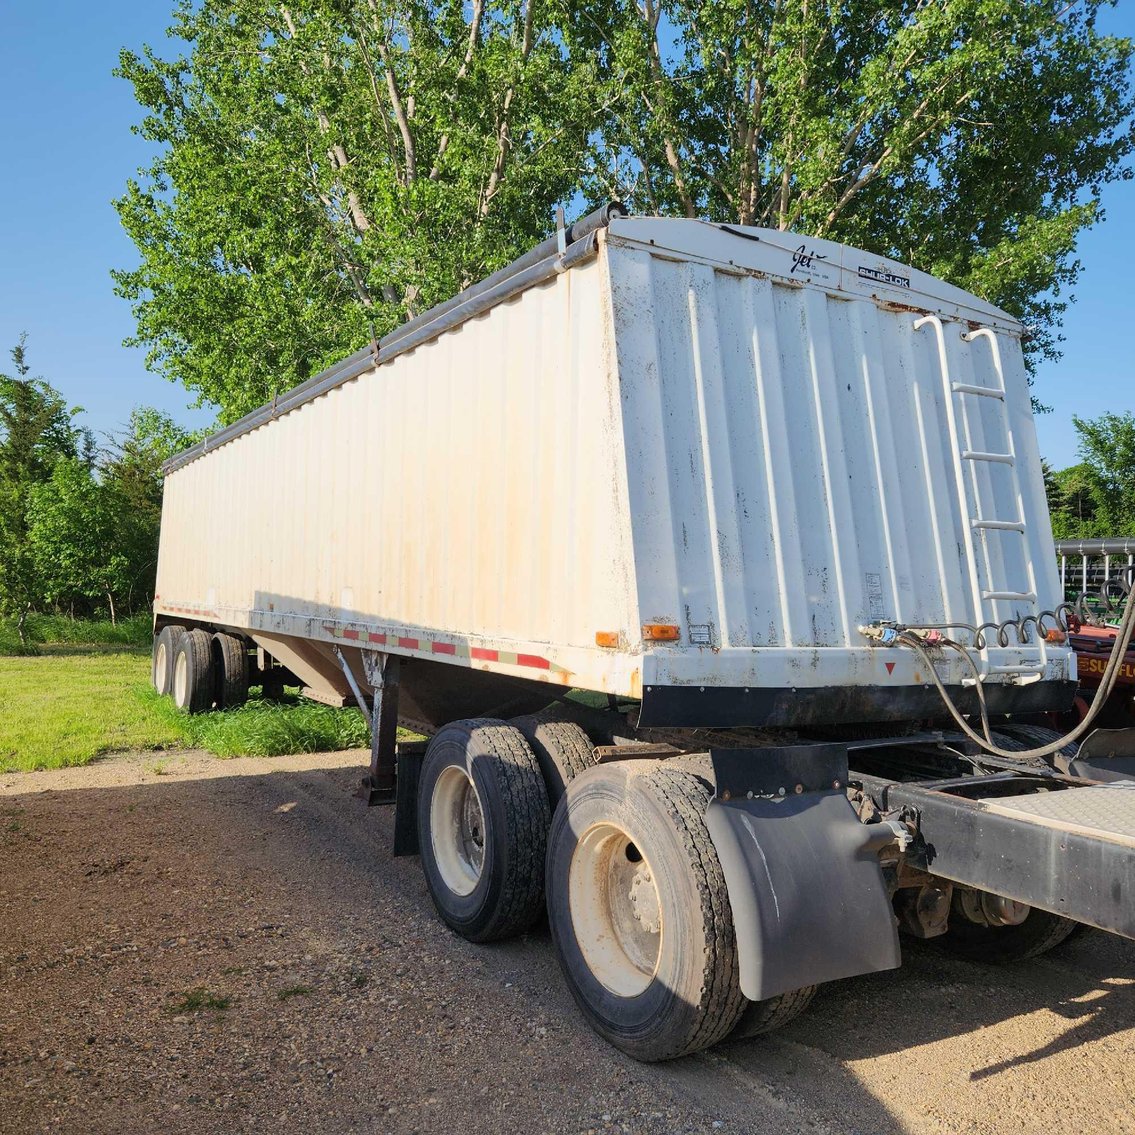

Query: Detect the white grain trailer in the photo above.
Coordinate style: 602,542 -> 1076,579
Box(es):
153,206 -> 1135,1061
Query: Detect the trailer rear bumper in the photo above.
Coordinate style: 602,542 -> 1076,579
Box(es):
639,679 -> 1078,728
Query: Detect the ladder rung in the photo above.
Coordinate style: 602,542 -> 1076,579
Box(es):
962,450 -> 1015,465
982,590 -> 1037,602
952,382 -> 1005,400
971,519 -> 1025,532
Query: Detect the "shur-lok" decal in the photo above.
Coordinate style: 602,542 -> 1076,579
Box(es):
858,264 -> 911,289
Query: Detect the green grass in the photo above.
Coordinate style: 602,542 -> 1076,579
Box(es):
0,613 -> 152,655
277,984 -> 313,1001
141,686 -> 371,757
0,652 -> 183,771
166,987 -> 232,1013
0,650 -> 371,772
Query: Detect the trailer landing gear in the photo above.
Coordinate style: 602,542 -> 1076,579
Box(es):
354,652 -> 401,806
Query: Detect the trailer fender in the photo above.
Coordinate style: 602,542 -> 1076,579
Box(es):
704,745 -> 902,1002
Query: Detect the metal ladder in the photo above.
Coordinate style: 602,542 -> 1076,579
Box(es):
914,316 -> 1045,682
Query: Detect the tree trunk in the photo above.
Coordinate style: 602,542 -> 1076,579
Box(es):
106,587 -> 117,626
16,602 -> 30,646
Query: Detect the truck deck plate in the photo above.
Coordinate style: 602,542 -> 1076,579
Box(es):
982,785 -> 1135,848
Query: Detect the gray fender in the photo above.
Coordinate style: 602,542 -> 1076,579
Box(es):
1068,728 -> 1135,783
706,770 -> 901,1002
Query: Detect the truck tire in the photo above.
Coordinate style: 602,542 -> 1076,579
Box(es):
152,625 -> 185,696
418,719 -> 549,943
172,628 -> 216,714
546,763 -> 746,1061
509,716 -> 597,807
996,724 -> 1079,767
940,893 -> 1079,963
212,632 -> 249,709
730,984 -> 818,1041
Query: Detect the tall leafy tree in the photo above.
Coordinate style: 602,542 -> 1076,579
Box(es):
26,460 -> 135,625
1070,411 -> 1135,535
574,0 -> 1133,371
101,408 -> 198,609
0,338 -> 93,640
115,0 -> 599,421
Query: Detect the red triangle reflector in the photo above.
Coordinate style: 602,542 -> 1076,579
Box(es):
885,661 -> 896,675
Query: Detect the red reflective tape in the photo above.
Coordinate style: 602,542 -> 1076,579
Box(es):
368,632 -> 387,644
471,647 -> 498,662
342,628 -> 360,641
516,653 -> 551,670
398,636 -> 419,650
431,641 -> 456,655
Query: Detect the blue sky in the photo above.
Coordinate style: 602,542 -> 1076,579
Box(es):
0,2 -> 1132,467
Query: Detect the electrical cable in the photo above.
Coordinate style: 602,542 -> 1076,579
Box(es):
896,590 -> 1135,761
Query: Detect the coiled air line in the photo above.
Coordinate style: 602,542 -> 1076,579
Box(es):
859,566 -> 1135,761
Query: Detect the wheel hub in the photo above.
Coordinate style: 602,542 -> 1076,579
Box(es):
629,868 -> 661,935
568,824 -> 663,998
430,765 -> 486,897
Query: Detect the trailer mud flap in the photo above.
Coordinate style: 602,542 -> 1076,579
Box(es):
705,745 -> 901,1002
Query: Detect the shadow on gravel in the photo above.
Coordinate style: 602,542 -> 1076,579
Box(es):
2,758 -> 1133,1135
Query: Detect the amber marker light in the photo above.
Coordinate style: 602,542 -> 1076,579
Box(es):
1045,628 -> 1067,644
642,623 -> 681,641
595,630 -> 620,648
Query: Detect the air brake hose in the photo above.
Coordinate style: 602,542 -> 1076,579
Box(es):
862,590 -> 1135,762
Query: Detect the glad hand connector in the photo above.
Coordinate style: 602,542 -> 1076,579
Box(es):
858,622 -> 901,646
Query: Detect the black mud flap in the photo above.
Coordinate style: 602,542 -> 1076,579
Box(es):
1068,728 -> 1135,783
704,745 -> 902,1002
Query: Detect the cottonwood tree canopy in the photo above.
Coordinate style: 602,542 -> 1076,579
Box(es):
117,0 -> 1133,421
576,0 -> 1133,372
115,0 -> 599,421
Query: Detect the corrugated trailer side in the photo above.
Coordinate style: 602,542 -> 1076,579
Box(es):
156,236 -> 642,710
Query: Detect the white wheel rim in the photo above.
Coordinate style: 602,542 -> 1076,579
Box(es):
568,822 -> 663,998
173,652 -> 188,707
155,641 -> 167,689
430,765 -> 486,897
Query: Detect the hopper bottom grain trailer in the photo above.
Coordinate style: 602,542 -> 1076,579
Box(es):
151,206 -> 1135,1062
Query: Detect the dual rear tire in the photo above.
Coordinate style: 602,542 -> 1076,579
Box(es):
152,626 -> 249,712
418,725 -> 811,1061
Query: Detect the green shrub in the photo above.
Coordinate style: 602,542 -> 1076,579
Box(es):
0,613 -> 151,655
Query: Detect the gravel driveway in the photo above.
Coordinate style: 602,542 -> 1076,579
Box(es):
1,750 -> 1132,1135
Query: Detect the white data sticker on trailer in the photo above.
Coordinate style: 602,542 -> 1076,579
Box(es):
865,573 -> 886,618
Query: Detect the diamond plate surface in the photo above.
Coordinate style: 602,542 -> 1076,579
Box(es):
984,785 -> 1135,848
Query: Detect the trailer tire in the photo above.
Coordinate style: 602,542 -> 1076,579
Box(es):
152,626 -> 185,696
172,629 -> 216,714
509,717 -> 597,807
996,724 -> 1079,767
212,632 -> 249,709
940,896 -> 1079,963
418,719 -> 549,944
730,985 -> 818,1041
546,763 -> 745,1061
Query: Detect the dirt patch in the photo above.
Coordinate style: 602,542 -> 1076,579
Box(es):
1,750 -> 1133,1134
